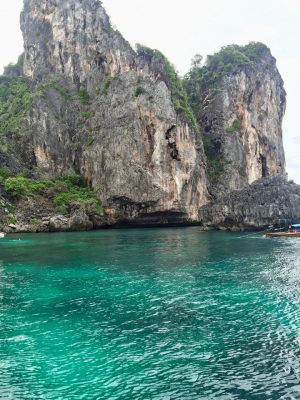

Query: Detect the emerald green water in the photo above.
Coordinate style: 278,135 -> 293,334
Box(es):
1,228 -> 300,399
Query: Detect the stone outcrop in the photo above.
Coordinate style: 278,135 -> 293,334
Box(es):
0,2 -> 292,232
21,0 -> 135,87
0,195 -> 106,233
199,177 -> 300,231
198,47 -> 286,197
16,0 -> 210,225
49,210 -> 93,232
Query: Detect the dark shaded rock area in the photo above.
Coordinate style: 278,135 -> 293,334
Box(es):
199,177 -> 300,231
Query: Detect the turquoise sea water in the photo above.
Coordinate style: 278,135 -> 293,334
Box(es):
1,228 -> 300,399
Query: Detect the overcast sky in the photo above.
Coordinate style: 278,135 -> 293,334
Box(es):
0,0 -> 299,182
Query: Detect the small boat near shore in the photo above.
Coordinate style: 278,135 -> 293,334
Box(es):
0,232 -> 5,239
266,223 -> 300,238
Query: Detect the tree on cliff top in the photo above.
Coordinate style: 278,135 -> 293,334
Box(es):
184,42 -> 268,110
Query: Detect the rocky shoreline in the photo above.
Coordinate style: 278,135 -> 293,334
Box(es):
1,176 -> 300,234
199,176 -> 300,231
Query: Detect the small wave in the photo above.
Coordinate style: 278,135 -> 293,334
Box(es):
0,335 -> 32,343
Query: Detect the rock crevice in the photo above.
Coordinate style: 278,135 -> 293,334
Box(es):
0,3 -> 293,232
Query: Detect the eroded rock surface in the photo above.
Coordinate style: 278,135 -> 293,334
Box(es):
198,47 -> 286,197
199,177 -> 300,230
17,0 -> 210,225
0,2 -> 292,232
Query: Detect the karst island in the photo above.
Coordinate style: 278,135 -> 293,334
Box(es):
1,1 -> 300,399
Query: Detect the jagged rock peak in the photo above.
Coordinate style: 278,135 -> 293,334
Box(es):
15,0 -> 210,225
185,42 -> 286,197
21,0 -> 135,86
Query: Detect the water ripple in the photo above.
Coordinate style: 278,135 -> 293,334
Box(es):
1,229 -> 300,399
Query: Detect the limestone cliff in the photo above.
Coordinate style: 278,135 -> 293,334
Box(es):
185,44 -> 286,198
21,0 -> 135,86
15,0 -> 210,224
0,2 -> 291,232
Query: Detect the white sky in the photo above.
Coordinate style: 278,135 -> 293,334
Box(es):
0,0 -> 299,182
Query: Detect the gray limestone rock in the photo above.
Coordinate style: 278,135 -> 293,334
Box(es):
0,2 -> 290,232
198,47 -> 286,197
69,209 -> 93,231
199,176 -> 300,230
17,0 -> 210,224
49,215 -> 69,232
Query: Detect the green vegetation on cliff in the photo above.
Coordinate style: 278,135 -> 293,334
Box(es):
36,81 -> 71,100
135,86 -> 146,97
2,54 -> 24,78
202,137 -> 227,181
78,89 -> 90,105
3,175 -> 103,214
0,66 -> 73,139
184,42 -> 268,114
136,44 -> 199,132
0,76 -> 34,135
0,167 -> 11,181
226,118 -> 241,133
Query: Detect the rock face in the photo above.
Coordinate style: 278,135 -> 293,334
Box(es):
0,194 -> 106,233
17,0 -> 210,225
0,2 -> 291,232
49,210 -> 93,232
199,177 -> 300,231
198,48 -> 286,197
21,0 -> 135,86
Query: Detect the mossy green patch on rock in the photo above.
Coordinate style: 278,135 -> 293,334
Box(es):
184,42 -> 269,117
0,167 -> 11,180
202,136 -> 228,181
7,214 -> 17,225
4,175 -> 103,214
135,86 -> 146,97
102,76 -> 118,95
77,89 -> 90,104
81,109 -> 96,119
0,76 -> 34,134
185,42 -> 268,91
36,81 -> 71,99
226,118 -> 241,133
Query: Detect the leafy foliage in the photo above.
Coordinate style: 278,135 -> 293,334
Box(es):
184,42 -> 268,114
0,167 -> 11,180
4,175 -> 102,214
4,176 -> 52,198
135,86 -> 146,97
136,44 -> 199,132
226,118 -> 241,133
7,214 -> 17,225
0,76 -> 34,134
203,137 -> 226,180
102,76 -> 116,95
30,218 -> 41,226
36,81 -> 71,100
78,89 -> 90,104
207,159 -> 227,180
81,109 -> 96,119
0,75 -> 73,138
